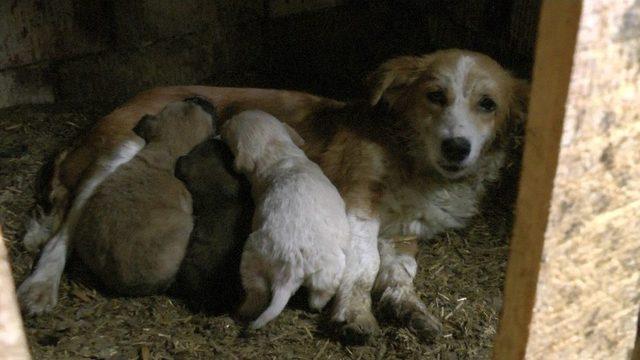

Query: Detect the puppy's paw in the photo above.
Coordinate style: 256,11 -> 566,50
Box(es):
237,297 -> 266,320
339,311 -> 379,345
17,277 -> 58,316
308,290 -> 333,312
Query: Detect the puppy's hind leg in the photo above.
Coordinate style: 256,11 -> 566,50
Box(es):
238,241 -> 271,319
307,252 -> 345,311
238,274 -> 270,320
308,287 -> 336,312
250,277 -> 300,329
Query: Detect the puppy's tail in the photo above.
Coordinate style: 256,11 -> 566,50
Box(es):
250,281 -> 297,329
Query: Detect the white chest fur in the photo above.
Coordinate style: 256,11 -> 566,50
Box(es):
378,150 -> 505,240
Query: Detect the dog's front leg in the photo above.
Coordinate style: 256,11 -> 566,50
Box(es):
17,228 -> 70,315
374,237 -> 442,342
331,212 -> 381,344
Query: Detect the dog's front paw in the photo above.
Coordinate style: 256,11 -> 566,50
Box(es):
17,277 -> 58,316
339,311 -> 380,345
407,309 -> 442,343
377,285 -> 443,343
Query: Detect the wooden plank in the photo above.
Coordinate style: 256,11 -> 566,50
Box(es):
0,226 -> 30,359
492,1 -> 582,359
496,0 -> 640,358
524,0 -> 640,357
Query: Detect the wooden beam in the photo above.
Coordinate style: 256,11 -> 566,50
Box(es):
493,1 -> 582,358
495,0 -> 640,358
0,226 -> 30,359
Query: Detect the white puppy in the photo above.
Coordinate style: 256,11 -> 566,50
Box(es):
221,110 -> 349,329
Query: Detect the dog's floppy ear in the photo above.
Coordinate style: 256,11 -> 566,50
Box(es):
283,123 -> 305,147
508,78 -> 530,125
368,55 -> 429,106
495,77 -> 530,149
132,114 -> 159,141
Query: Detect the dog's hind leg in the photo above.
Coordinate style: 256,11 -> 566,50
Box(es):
374,237 -> 443,343
18,139 -> 144,315
23,150 -> 70,253
23,206 -> 56,253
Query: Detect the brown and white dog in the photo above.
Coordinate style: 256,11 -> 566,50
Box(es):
18,49 -> 528,343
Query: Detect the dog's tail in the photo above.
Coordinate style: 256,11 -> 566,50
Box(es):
250,281 -> 298,329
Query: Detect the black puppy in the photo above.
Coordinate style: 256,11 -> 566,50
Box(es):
174,138 -> 254,309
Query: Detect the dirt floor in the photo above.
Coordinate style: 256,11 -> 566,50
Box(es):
0,101 -> 519,359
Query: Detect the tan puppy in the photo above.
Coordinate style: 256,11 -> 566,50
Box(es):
18,100 -> 214,309
20,49 -> 527,344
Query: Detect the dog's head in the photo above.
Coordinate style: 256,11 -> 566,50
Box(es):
369,49 -> 529,179
133,99 -> 216,155
221,110 -> 305,174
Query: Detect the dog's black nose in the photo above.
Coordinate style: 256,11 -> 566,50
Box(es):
441,137 -> 471,163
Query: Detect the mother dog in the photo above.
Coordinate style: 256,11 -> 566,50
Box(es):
18,49 -> 528,343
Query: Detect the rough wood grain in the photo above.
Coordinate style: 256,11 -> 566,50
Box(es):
525,0 -> 640,357
0,226 -> 30,360
496,0 -> 640,358
493,1 -> 582,358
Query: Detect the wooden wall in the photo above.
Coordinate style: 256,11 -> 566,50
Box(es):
0,0 -> 542,108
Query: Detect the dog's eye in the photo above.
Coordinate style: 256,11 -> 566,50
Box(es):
479,97 -> 497,112
427,90 -> 447,106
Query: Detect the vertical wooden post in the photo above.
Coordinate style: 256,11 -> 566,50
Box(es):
495,0 -> 640,358
493,0 -> 582,358
0,226 -> 30,359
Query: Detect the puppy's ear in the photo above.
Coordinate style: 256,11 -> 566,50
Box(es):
233,152 -> 255,173
132,114 -> 159,141
283,123 -> 305,147
367,55 -> 428,107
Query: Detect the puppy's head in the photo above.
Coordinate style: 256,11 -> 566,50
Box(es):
133,99 -> 216,155
220,110 -> 304,174
369,49 -> 529,179
175,139 -> 242,197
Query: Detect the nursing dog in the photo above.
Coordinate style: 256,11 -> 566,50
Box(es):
19,49 -> 528,344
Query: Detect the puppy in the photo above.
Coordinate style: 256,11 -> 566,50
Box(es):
72,100 -> 214,295
222,110 -> 350,329
173,139 -> 253,306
